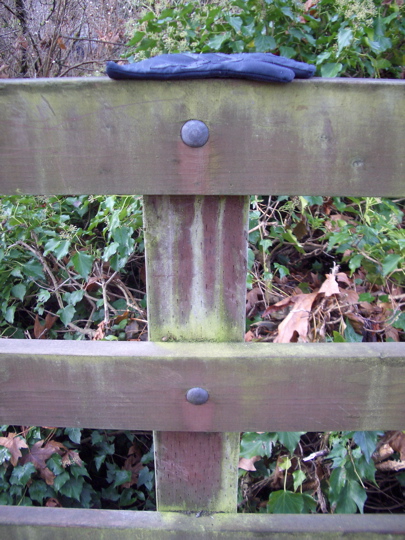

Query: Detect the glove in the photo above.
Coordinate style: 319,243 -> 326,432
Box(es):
106,52 -> 315,83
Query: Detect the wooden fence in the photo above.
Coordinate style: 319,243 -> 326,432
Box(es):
0,76 -> 404,538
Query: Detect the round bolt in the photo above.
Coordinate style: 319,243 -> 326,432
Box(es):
181,120 -> 209,148
186,387 -> 209,405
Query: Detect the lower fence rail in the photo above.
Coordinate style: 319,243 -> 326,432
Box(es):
1,507 -> 405,539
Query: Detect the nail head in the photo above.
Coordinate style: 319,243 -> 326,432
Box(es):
186,387 -> 209,405
181,120 -> 209,148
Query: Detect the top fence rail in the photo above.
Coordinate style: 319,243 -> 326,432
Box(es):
0,77 -> 404,197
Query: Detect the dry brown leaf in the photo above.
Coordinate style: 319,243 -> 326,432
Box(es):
20,440 -> 61,485
274,292 -> 318,343
238,456 -> 260,472
34,313 -> 58,339
389,432 -> 405,460
244,330 -> 255,342
46,497 -> 62,507
375,460 -> 405,472
61,448 -> 83,468
246,288 -> 262,315
0,433 -> 28,466
385,325 -> 400,342
342,290 -> 359,305
336,272 -> 352,286
319,273 -> 340,297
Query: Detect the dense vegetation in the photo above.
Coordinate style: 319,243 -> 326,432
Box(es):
0,0 -> 404,514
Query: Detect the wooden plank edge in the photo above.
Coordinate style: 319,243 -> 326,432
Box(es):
0,507 -> 405,538
1,341 -> 404,432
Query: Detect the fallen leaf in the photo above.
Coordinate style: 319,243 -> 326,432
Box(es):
20,440 -> 61,485
0,433 -> 28,466
34,314 -> 58,339
238,456 -> 260,471
46,498 -> 62,507
274,292 -> 318,343
319,273 -> 340,297
388,431 -> 405,460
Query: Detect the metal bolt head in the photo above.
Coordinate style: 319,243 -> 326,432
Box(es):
181,120 -> 209,148
186,387 -> 209,405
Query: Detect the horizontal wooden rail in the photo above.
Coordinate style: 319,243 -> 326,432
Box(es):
1,340 -> 404,432
0,78 -> 404,197
1,507 -> 405,538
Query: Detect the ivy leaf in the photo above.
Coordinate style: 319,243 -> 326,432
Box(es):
58,305 -> 76,326
254,34 -> 276,52
382,254 -> 401,276
353,431 -> 379,463
60,477 -> 84,501
240,432 -> 277,458
11,283 -> 26,301
337,26 -> 353,56
268,490 -> 304,513
9,462 -> 36,486
65,428 -> 81,445
277,432 -> 305,454
71,251 -> 94,280
321,63 -> 342,78
207,32 -> 231,50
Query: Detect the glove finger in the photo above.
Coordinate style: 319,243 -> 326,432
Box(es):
106,54 -> 295,83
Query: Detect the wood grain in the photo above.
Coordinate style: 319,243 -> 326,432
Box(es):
1,340 -> 404,432
0,78 -> 404,196
1,507 -> 405,538
144,195 -> 249,512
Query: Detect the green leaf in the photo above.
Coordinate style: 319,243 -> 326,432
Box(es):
337,26 -> 353,56
113,469 -> 132,488
65,427 -> 81,444
103,242 -> 119,261
60,477 -> 85,501
321,63 -> 343,78
382,254 -> 401,276
268,490 -> 304,514
358,293 -> 375,303
240,432 -> 277,459
29,480 -> 49,503
353,431 -> 379,463
43,238 -> 70,260
58,305 -> 76,326
128,31 -> 145,46
71,251 -> 94,280
53,470 -> 70,491
344,318 -> 362,343
393,312 -> 405,332
254,34 -> 276,52
11,283 -> 26,302
225,15 -> 243,33
23,259 -> 45,280
10,462 -> 36,486
207,32 -> 231,50
0,447 -> 11,465
348,253 -> 363,275
292,469 -> 307,492
277,432 -> 305,454
137,466 -> 154,490
4,305 -> 16,324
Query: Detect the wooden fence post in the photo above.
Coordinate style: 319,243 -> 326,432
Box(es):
144,194 -> 249,512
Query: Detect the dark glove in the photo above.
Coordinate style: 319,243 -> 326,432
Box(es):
106,52 -> 315,83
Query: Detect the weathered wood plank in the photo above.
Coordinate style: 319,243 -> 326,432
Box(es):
144,195 -> 249,512
0,78 -> 404,197
1,507 -> 405,539
0,340 -> 404,432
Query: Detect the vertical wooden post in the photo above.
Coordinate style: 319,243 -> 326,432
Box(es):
144,195 -> 249,512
